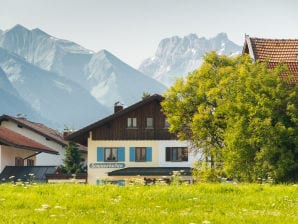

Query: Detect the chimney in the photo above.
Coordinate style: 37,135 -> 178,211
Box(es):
114,101 -> 123,113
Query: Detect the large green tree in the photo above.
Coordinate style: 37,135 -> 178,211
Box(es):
162,52 -> 298,182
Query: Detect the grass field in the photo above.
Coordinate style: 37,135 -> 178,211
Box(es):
0,183 -> 297,223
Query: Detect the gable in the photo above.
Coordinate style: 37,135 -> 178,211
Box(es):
67,94 -> 176,144
91,99 -> 175,140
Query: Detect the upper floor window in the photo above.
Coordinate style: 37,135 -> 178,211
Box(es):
104,148 -> 118,162
146,117 -> 153,129
127,117 -> 137,128
135,147 -> 146,162
166,147 -> 188,162
164,118 -> 170,129
15,157 -> 24,166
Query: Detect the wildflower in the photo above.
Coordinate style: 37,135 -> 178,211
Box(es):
202,221 -> 210,224
41,204 -> 50,209
35,208 -> 46,212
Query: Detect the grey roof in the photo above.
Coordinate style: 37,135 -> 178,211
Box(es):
108,167 -> 192,176
0,166 -> 57,182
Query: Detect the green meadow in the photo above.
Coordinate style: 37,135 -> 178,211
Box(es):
0,183 -> 297,224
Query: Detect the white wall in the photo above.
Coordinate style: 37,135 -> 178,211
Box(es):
1,120 -> 65,166
158,140 -> 201,167
0,145 -> 36,172
87,136 -> 202,184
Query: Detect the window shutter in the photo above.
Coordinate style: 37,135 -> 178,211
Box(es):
118,147 -> 125,162
97,147 -> 104,162
130,147 -> 135,161
146,147 -> 152,162
166,147 -> 171,161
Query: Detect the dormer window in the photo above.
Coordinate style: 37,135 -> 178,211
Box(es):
127,118 -> 137,128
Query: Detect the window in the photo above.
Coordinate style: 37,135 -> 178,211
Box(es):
135,147 -> 146,162
15,157 -> 24,166
104,148 -> 118,162
97,147 -> 125,162
127,117 -> 137,128
27,159 -> 34,166
130,147 -> 152,162
146,117 -> 153,129
166,147 -> 188,162
164,118 -> 170,128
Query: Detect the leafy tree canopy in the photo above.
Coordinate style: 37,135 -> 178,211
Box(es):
162,52 -> 298,183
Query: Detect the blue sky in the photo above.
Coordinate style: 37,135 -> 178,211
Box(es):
0,0 -> 297,68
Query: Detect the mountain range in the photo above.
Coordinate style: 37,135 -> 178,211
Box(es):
139,33 -> 242,87
0,25 -> 241,129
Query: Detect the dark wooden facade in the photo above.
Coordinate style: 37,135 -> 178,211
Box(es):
92,98 -> 176,140
67,94 -> 178,145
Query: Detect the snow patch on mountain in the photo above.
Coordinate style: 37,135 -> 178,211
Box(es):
139,32 -> 242,87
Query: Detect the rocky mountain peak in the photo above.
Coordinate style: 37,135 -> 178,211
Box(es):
139,33 -> 242,87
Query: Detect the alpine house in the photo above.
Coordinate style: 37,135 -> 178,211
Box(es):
67,94 -> 200,184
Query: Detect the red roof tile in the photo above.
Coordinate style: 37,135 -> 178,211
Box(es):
0,115 -> 87,153
244,36 -> 298,82
0,126 -> 58,154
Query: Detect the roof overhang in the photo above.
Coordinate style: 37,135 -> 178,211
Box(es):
108,167 -> 192,176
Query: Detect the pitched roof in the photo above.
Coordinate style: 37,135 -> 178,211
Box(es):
0,114 -> 67,146
0,114 -> 87,153
0,166 -> 57,182
66,94 -> 163,143
0,126 -> 58,154
243,35 -> 298,80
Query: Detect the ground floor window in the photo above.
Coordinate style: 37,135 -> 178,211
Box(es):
27,159 -> 34,166
166,147 -> 188,162
104,148 -> 118,162
15,157 -> 24,166
135,147 -> 146,162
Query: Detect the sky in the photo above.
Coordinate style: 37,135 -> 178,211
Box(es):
0,0 -> 297,68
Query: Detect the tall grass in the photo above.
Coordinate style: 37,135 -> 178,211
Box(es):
0,183 -> 297,223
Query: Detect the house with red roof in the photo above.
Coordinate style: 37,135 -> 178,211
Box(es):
0,114 -> 87,168
0,125 -> 58,180
243,35 -> 298,82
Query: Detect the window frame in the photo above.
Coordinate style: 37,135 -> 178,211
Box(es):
27,159 -> 34,166
15,157 -> 24,166
104,147 -> 118,162
164,118 -> 170,129
166,147 -> 188,162
127,117 -> 137,128
146,117 -> 154,129
135,147 -> 146,162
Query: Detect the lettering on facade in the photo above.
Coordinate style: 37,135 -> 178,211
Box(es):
89,163 -> 125,169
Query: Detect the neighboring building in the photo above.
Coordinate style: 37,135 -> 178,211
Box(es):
0,115 -> 87,166
67,94 -> 200,184
243,35 -> 298,82
0,126 -> 58,173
